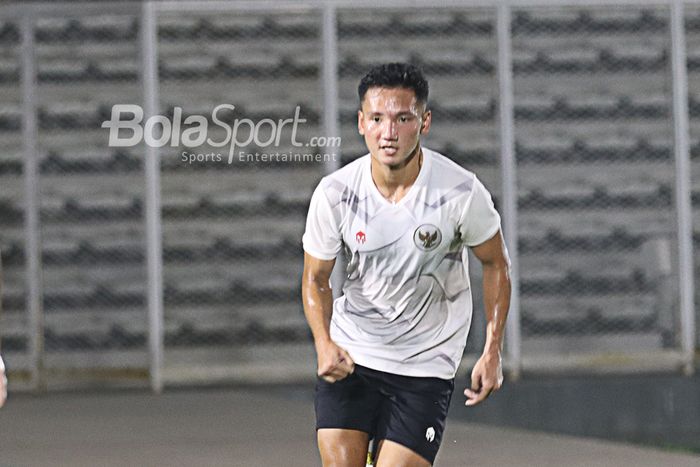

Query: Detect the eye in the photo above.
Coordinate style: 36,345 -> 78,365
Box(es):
399,116 -> 408,123
372,116 -> 381,123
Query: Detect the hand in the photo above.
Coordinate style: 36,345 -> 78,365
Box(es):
315,338 -> 355,383
464,351 -> 503,406
0,356 -> 6,408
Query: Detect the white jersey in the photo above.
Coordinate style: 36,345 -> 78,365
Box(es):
303,148 -> 502,379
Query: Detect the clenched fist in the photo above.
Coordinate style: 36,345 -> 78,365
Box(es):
315,338 -> 355,383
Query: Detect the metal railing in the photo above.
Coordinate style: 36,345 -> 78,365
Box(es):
0,0 -> 696,392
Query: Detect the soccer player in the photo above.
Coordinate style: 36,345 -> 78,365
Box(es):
302,63 -> 511,466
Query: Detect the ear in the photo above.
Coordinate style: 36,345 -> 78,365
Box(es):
420,109 -> 432,135
357,110 -> 365,136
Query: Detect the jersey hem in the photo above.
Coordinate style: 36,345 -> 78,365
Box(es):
349,354 -> 457,380
465,224 -> 500,247
302,245 -> 338,261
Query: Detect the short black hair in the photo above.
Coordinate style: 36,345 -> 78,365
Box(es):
358,62 -> 429,107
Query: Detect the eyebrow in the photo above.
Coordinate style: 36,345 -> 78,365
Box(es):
366,110 -> 415,117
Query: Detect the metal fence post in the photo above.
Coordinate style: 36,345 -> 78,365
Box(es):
497,2 -> 522,380
670,0 -> 695,376
322,3 -> 340,175
141,0 -> 165,393
21,12 -> 45,392
322,3 -> 346,298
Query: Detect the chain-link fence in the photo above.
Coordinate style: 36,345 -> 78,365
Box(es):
155,9 -> 326,382
688,5 -> 700,349
0,1 -> 697,390
0,19 -> 25,377
35,14 -> 148,386
512,6 -> 682,367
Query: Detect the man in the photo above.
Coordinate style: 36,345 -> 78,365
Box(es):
302,63 -> 511,467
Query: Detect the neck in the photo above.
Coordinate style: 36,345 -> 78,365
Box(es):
371,145 -> 423,203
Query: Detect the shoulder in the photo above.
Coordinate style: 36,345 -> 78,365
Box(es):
424,147 -> 478,191
315,154 -> 369,206
322,154 -> 368,184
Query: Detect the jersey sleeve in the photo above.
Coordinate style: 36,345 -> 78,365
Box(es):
302,182 -> 342,260
459,176 -> 502,247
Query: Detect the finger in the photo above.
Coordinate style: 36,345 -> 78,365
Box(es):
336,358 -> 354,376
325,364 -> 353,381
465,385 -> 494,406
471,370 -> 481,391
327,368 -> 348,380
465,389 -> 488,406
321,375 -> 337,383
338,349 -> 355,373
318,362 -> 343,378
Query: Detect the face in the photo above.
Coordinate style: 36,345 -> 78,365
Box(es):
358,86 -> 431,168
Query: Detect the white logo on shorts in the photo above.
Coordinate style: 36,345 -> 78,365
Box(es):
425,427 -> 435,443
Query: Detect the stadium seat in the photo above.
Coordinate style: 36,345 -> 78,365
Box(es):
273,14 -> 320,32
162,193 -> 201,216
511,49 -> 538,73
546,47 -> 600,70
398,11 -> 456,32
79,15 -> 137,41
0,57 -> 19,83
417,50 -> 492,76
224,53 -> 281,71
207,191 -> 267,215
160,56 -> 218,80
688,48 -> 700,71
96,59 -> 139,82
233,303 -> 307,329
0,103 -> 21,131
515,94 -> 560,120
337,11 -> 394,36
0,198 -> 22,224
206,15 -> 266,32
589,7 -> 649,23
598,46 -> 666,72
58,195 -> 141,222
519,227 -> 644,255
38,58 -> 89,82
689,94 -> 700,118
35,18 -> 72,38
0,21 -> 19,44
157,16 -> 201,39
40,101 -> 100,130
41,237 -> 79,262
521,293 -> 656,335
1,279 -> 24,312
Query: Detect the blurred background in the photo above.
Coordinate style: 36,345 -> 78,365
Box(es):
0,0 -> 698,459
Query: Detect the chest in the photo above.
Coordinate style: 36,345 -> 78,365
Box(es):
341,201 -> 460,257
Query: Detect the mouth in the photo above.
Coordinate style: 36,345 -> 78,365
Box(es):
379,145 -> 398,155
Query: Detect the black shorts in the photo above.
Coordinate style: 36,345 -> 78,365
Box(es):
315,364 -> 454,465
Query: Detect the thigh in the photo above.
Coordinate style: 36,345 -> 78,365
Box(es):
374,439 -> 431,467
314,366 -> 382,433
318,428 -> 370,467
375,374 -> 454,465
315,368 -> 381,467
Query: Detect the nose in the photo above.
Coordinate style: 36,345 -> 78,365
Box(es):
380,119 -> 398,140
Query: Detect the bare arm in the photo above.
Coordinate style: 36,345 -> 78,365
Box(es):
302,253 -> 354,383
464,230 -> 511,406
